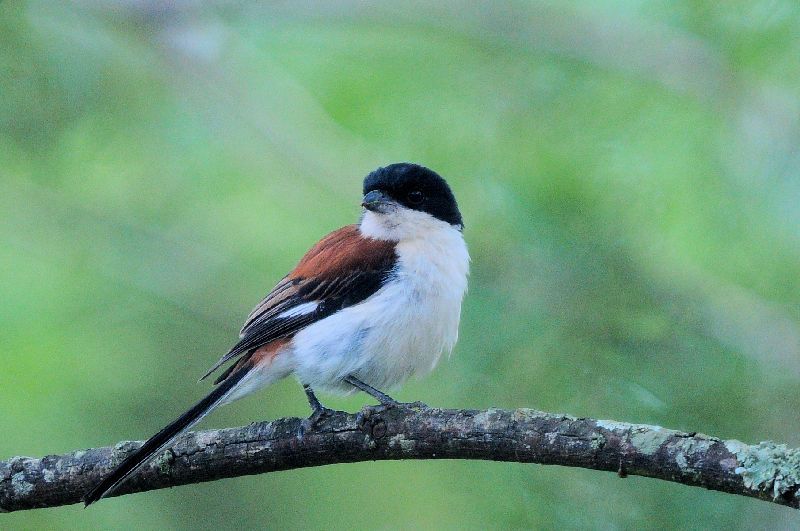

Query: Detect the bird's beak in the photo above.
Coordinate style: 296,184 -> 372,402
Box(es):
362,190 -> 394,213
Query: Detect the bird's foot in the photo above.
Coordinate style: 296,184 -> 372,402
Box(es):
298,405 -> 338,439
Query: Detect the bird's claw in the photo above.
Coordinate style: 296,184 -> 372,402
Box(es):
298,406 -> 336,439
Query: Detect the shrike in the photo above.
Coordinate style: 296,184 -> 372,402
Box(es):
85,162 -> 469,505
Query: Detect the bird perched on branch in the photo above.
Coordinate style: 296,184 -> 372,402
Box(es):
84,162 -> 469,505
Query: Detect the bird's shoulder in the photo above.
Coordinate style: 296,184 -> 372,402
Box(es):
289,224 -> 397,280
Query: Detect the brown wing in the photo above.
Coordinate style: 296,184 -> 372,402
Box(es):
200,225 -> 397,383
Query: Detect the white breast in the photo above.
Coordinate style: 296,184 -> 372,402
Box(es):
290,213 -> 469,394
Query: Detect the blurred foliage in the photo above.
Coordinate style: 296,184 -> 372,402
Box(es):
2,1 -> 800,529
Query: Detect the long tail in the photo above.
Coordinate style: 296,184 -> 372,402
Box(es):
83,366 -> 250,506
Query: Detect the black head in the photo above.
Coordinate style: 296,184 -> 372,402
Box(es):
362,163 -> 463,229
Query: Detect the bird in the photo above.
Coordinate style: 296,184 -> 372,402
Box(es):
84,162 -> 470,505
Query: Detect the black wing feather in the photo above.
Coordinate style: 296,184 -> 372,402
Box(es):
201,265 -> 395,383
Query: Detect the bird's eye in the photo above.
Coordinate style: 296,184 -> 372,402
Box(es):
407,190 -> 424,205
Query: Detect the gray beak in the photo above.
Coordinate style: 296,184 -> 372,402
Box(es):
362,190 -> 393,213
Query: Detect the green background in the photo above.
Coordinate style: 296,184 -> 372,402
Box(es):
3,1 -> 800,529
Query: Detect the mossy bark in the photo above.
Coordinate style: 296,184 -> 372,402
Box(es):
2,406 -> 799,512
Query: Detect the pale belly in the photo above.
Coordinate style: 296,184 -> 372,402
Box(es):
289,274 -> 463,394
292,220 -> 469,395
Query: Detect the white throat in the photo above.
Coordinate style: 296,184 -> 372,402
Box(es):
359,207 -> 462,242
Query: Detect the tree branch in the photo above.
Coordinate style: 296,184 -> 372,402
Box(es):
3,406 -> 800,512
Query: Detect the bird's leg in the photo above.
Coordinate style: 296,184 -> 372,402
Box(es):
299,384 -> 334,437
343,375 -> 401,406
304,384 -> 327,415
345,375 -> 428,433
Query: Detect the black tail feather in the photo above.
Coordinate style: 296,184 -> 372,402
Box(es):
84,367 -> 249,506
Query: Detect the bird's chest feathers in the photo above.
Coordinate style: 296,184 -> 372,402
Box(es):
393,234 -> 469,308
357,230 -> 469,380
292,226 -> 468,392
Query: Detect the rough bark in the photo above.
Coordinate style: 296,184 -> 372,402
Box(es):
2,406 -> 799,512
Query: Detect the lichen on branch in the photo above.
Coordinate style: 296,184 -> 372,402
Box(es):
2,406 -> 799,512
